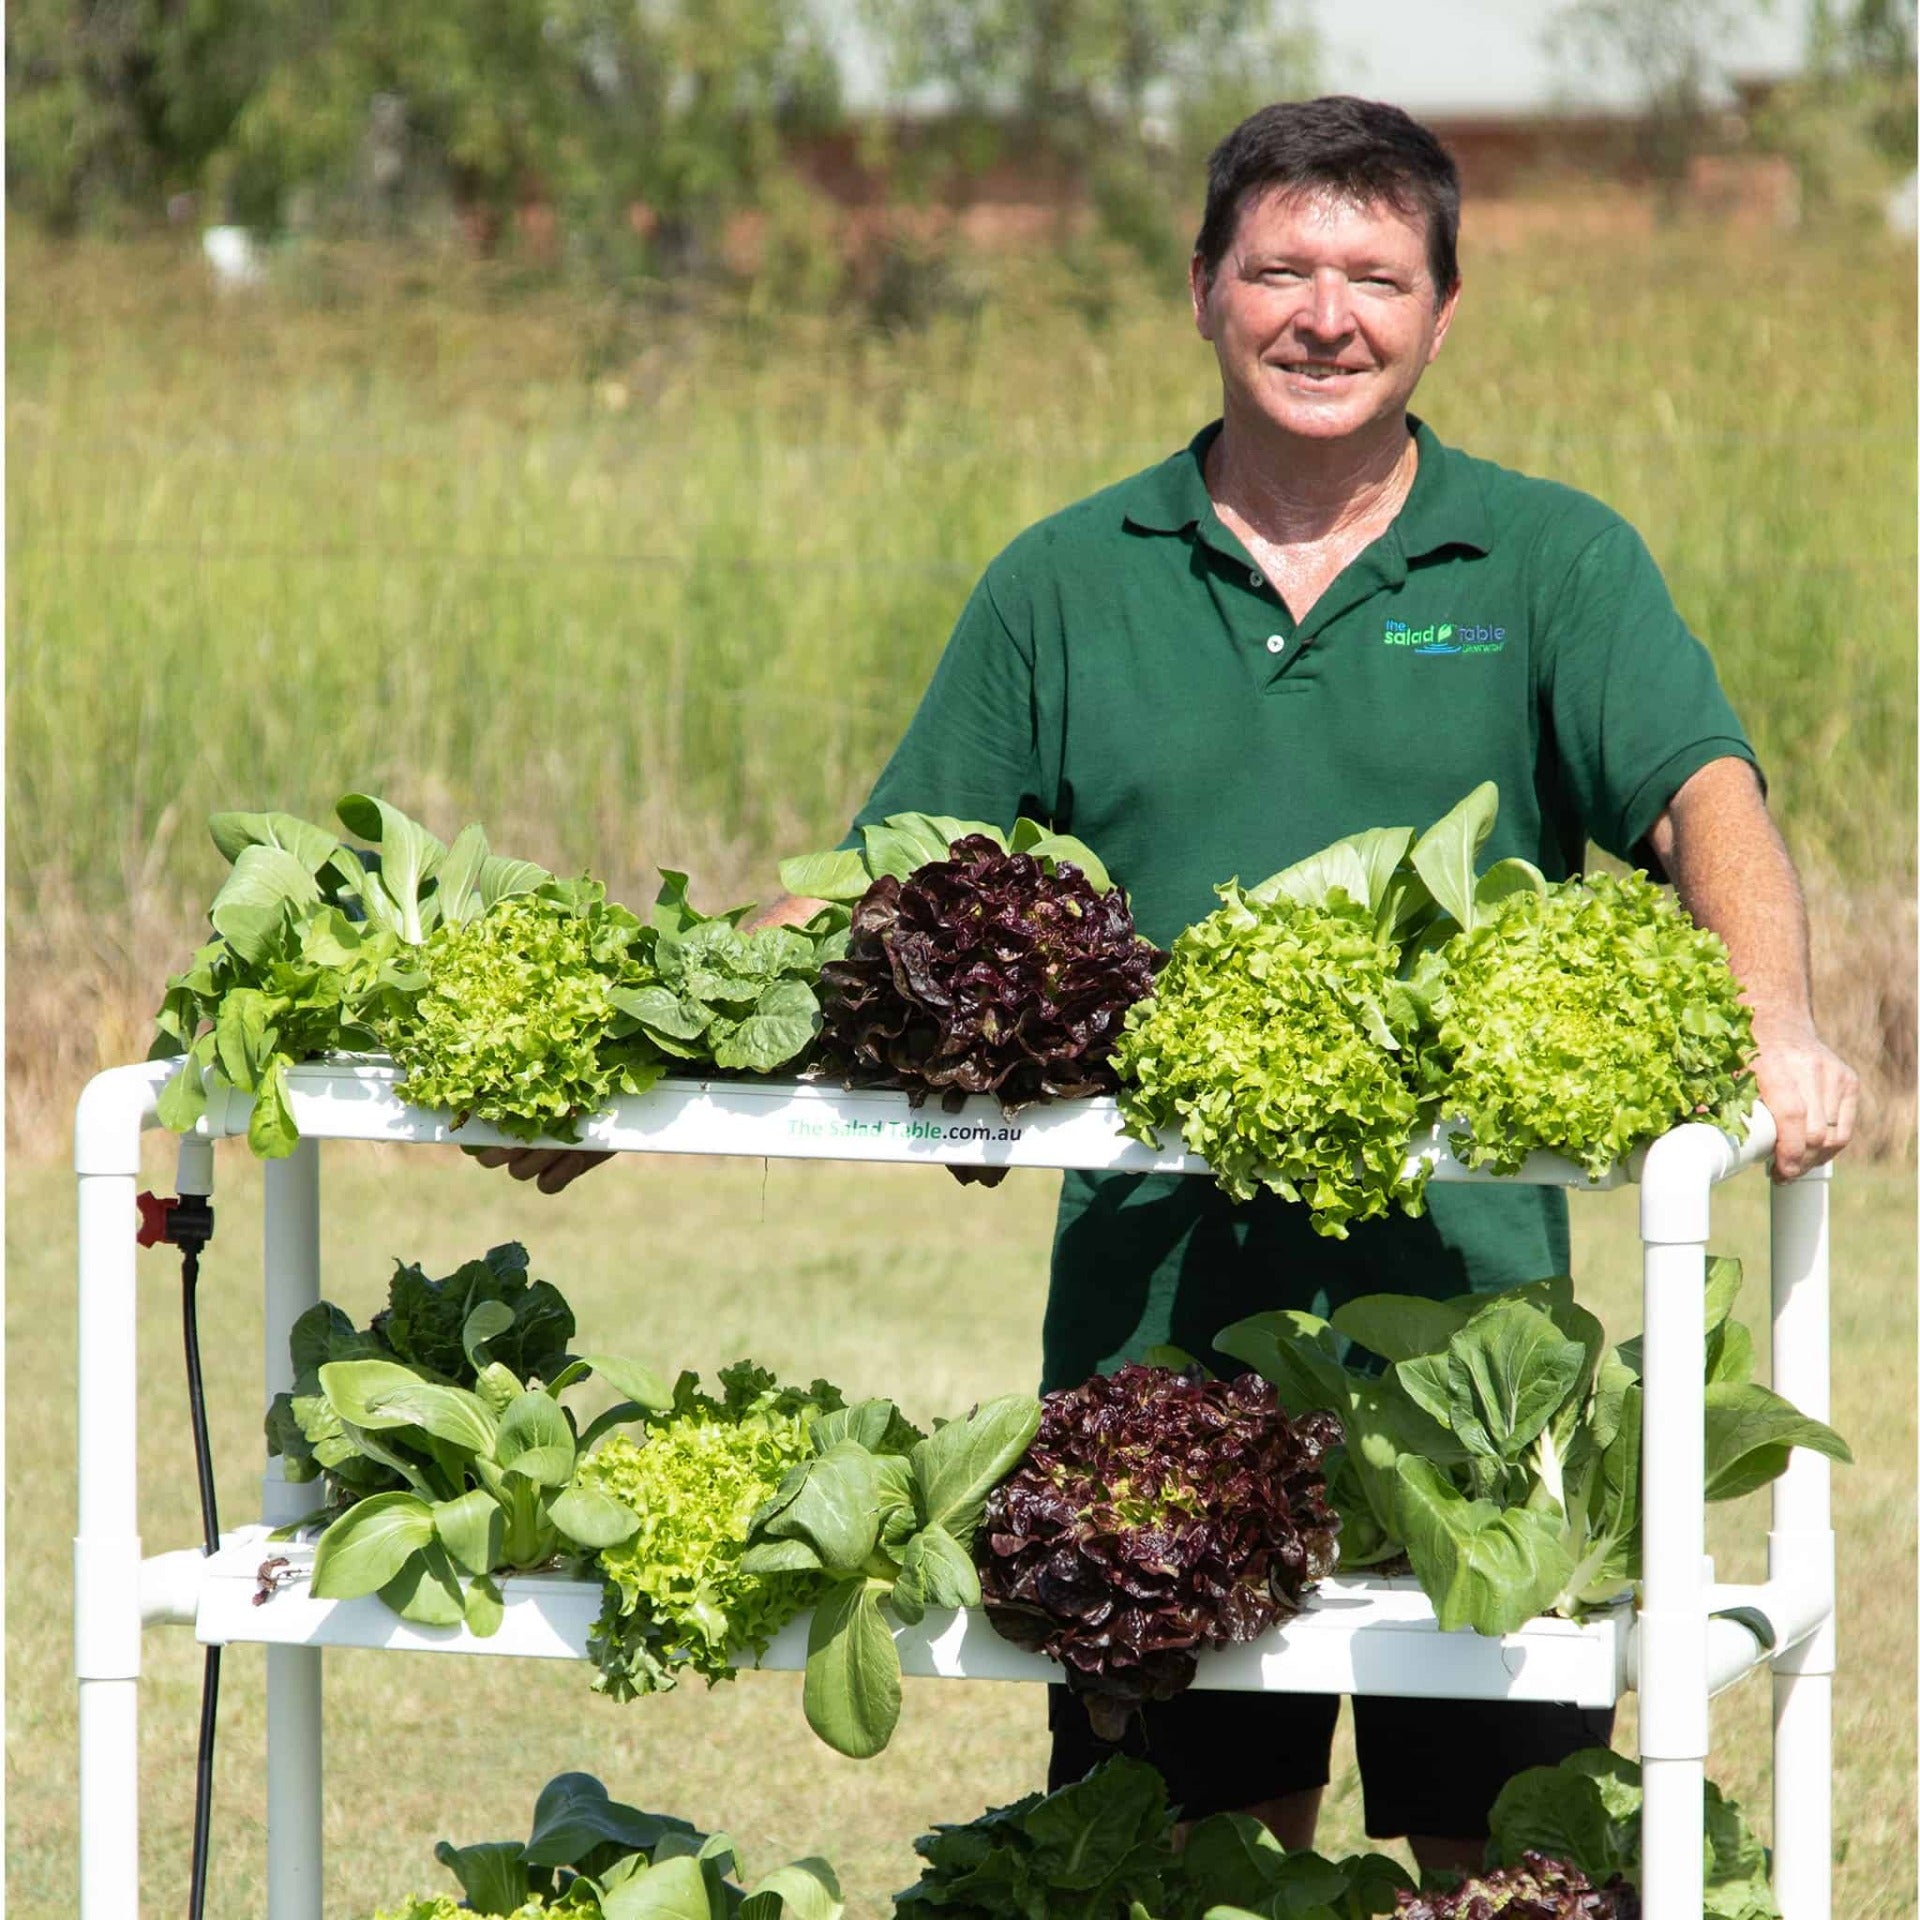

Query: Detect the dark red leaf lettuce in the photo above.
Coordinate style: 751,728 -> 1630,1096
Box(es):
1394,1853 -> 1641,1919
976,1364 -> 1341,1736
812,835 -> 1161,1112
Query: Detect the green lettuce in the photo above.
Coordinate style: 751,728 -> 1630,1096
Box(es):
1112,887 -> 1426,1236
381,880 -> 666,1141
892,1756 -> 1410,1920
610,870 -> 828,1074
893,1756 -> 1180,1919
1415,868 -> 1757,1178
572,1363 -> 843,1699
1487,1748 -> 1780,1918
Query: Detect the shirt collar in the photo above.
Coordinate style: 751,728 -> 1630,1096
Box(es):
1121,415 -> 1494,560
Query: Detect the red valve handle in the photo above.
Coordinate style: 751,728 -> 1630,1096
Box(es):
136,1190 -> 179,1247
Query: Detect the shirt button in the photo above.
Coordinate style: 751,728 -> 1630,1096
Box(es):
1265,634 -> 1286,654
1249,568 -> 1264,588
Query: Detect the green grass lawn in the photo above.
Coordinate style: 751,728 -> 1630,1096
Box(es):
6,1141 -> 1912,1916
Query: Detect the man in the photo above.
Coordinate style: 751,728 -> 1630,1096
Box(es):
482,97 -> 1855,1870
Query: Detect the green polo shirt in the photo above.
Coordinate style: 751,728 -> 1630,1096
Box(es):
850,417 -> 1757,1393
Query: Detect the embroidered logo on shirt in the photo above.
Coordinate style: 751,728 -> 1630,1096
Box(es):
1382,619 -> 1507,655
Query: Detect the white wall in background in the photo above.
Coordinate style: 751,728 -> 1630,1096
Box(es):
820,0 -> 1814,117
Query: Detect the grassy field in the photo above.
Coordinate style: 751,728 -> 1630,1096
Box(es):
5,219 -> 1916,1152
5,1144 -> 1912,1915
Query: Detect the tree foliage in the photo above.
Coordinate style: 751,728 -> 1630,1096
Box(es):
7,0 -> 840,254
860,0 -> 1317,269
6,0 -> 1322,280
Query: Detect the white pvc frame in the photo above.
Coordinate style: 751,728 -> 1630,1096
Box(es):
74,1061 -> 1833,1920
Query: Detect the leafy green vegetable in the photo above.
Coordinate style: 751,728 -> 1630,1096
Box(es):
569,1363 -> 843,1699
742,1393 -> 1040,1758
266,1243 -> 575,1490
893,1756 -> 1180,1919
157,793 -> 840,1155
611,877 -> 827,1075
1115,782 -> 1760,1226
1113,885 -> 1426,1236
154,795 -> 554,1156
1415,868 -> 1756,1178
272,1251 -> 676,1633
376,1241 -> 576,1387
891,1757 -> 1411,1920
368,1899 -> 550,1920
780,812 -> 1116,906
1487,1748 -> 1780,1918
381,880 -> 665,1141
1176,1810 -> 1409,1919
1220,1261 -> 1848,1637
365,1770 -> 842,1919
152,903 -> 408,1156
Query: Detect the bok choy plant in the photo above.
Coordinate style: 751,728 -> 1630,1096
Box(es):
266,1243 -> 675,1636
1219,1261 -> 1849,1637
739,1393 -> 1042,1758
368,1769 -> 842,1919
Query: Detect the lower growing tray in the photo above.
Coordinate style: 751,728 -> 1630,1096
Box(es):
170,1526 -> 1632,1709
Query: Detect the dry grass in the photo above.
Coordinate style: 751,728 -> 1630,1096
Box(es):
6,1145 -> 1912,1915
1803,869 -> 1917,1162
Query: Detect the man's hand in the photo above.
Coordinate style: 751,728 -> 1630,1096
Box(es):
464,1145 -> 612,1192
1748,1019 -> 1860,1183
465,889 -> 831,1195
1651,758 -> 1859,1181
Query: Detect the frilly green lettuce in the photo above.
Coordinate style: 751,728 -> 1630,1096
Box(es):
1416,869 -> 1756,1178
1113,888 -> 1426,1236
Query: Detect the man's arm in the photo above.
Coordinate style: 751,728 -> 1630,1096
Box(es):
1645,756 -> 1858,1180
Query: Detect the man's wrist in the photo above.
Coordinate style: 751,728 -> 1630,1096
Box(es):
1747,1003 -> 1820,1050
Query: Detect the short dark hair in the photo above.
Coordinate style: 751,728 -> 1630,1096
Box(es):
1194,96 -> 1461,298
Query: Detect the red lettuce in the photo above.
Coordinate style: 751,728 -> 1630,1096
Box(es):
812,835 -> 1161,1111
976,1364 -> 1341,1735
1393,1853 -> 1641,1919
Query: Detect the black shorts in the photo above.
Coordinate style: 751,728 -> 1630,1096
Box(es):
1047,1685 -> 1615,1840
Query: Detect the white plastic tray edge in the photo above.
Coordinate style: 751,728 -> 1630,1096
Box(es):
184,1527 -> 1630,1708
181,1056 -> 1717,1188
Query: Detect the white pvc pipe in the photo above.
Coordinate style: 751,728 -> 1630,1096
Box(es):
1770,1170 -> 1834,1920
1636,1126 -> 1723,1920
264,1141 -> 325,1920
1774,1672 -> 1833,1920
1769,1170 -> 1835,1560
265,1647 -> 325,1916
74,1065 -> 175,1920
141,1547 -> 211,1627
77,1680 -> 141,1915
1626,1577 -> 1832,1697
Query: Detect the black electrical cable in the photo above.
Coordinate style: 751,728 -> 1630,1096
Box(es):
178,1222 -> 220,1920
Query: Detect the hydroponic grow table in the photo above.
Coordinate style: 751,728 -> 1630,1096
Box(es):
74,1059 -> 1836,1920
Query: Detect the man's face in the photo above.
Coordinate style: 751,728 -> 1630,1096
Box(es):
1190,187 -> 1460,445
